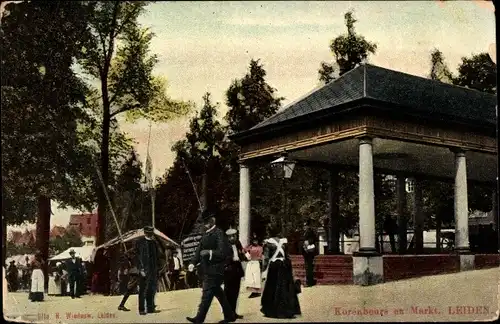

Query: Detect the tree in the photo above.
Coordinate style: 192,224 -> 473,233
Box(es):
427,49 -> 495,215
78,2 -> 192,245
429,48 -> 454,83
225,59 -> 283,135
156,93 -> 226,239
318,10 -> 377,84
105,150 -> 149,239
49,227 -> 83,255
453,53 -> 496,94
1,1 -> 96,270
223,59 -> 285,237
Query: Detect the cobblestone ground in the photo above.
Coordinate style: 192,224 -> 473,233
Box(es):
4,268 -> 499,323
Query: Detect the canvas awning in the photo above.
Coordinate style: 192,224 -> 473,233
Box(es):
92,228 -> 179,260
49,246 -> 95,262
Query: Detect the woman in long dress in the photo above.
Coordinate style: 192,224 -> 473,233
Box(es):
29,253 -> 45,302
243,235 -> 263,298
260,233 -> 301,319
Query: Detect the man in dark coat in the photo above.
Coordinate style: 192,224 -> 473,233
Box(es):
7,261 -> 18,292
301,219 -> 318,287
383,215 -> 398,253
65,249 -> 82,298
224,228 -> 245,320
136,226 -> 160,315
186,210 -> 236,324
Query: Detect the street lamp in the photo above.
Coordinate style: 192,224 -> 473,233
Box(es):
271,153 -> 296,237
270,154 -> 296,179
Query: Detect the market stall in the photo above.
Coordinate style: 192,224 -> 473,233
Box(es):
91,228 -> 181,294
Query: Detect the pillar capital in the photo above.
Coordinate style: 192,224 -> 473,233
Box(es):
450,147 -> 467,156
357,136 -> 374,145
238,161 -> 250,169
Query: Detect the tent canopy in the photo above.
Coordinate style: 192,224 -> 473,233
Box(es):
49,246 -> 94,262
94,228 -> 179,254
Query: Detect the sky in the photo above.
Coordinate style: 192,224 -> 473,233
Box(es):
7,0 -> 496,231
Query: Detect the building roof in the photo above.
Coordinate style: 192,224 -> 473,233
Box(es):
231,64 -> 496,143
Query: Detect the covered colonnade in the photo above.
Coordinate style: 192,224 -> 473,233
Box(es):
230,64 -> 498,285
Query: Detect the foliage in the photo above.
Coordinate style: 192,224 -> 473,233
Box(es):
6,241 -> 36,258
319,10 -> 377,84
225,59 -> 284,135
428,49 -> 496,215
105,150 -> 151,239
1,1 -> 97,225
49,227 -> 83,255
453,53 -> 496,94
156,93 -> 226,239
429,48 -> 454,83
77,1 -> 193,244
222,60 -> 286,237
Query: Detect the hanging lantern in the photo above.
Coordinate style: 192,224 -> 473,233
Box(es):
270,154 -> 296,179
405,178 -> 415,193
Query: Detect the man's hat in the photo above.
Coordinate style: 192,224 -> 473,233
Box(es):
144,226 -> 154,234
226,228 -> 237,236
201,210 -> 215,222
69,249 -> 76,255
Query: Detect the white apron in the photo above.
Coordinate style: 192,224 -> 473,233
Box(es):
244,261 -> 262,290
48,273 -> 61,295
30,269 -> 44,293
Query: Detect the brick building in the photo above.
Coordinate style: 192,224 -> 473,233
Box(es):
68,212 -> 98,246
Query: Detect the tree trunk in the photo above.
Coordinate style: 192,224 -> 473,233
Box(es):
97,92 -> 111,247
36,195 -> 51,289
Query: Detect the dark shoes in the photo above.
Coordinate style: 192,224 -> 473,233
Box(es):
186,316 -> 201,323
139,312 -> 147,315
235,314 -> 243,319
148,310 -> 161,313
248,293 -> 260,298
118,306 -> 130,311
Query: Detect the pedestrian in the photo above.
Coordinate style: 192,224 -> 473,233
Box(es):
301,219 -> 318,287
29,253 -> 45,302
48,262 -> 62,296
65,249 -> 82,298
243,234 -> 263,298
186,210 -> 236,324
168,250 -> 181,291
261,228 -> 301,319
384,215 -> 398,253
224,228 -> 245,319
136,226 -> 161,315
7,260 -> 18,292
117,249 -> 139,312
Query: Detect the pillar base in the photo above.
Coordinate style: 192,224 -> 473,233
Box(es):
457,253 -> 475,271
353,247 -> 380,257
352,255 -> 383,286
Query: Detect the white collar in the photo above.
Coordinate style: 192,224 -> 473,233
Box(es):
145,236 -> 153,240
206,225 -> 216,233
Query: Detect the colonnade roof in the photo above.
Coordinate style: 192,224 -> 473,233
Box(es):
231,64 -> 496,145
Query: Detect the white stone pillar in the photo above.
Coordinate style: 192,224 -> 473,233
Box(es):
239,164 -> 251,248
358,137 -> 376,252
453,150 -> 470,252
